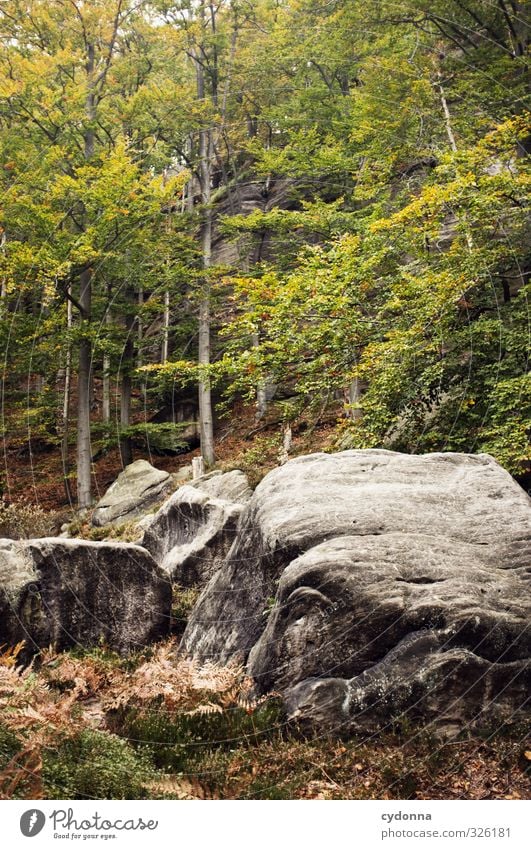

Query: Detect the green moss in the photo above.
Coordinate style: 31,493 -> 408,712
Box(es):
42,730 -> 155,799
171,585 -> 201,634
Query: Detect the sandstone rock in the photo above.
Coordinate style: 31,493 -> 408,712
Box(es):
189,469 -> 252,504
92,459 -> 172,527
183,450 -> 531,733
0,537 -> 171,654
141,472 -> 250,587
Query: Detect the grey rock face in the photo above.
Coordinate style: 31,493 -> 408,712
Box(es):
92,459 -> 172,527
141,470 -> 251,587
0,537 -> 171,654
183,450 -> 531,732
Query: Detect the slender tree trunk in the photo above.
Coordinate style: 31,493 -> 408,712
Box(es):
61,294 -> 73,505
119,286 -> 134,467
435,66 -> 474,253
102,285 -> 111,426
436,72 -> 458,153
184,136 -> 196,211
102,354 -> 110,424
77,268 -> 93,508
279,423 -> 292,464
256,381 -> 268,421
0,230 -> 6,311
347,375 -> 364,422
252,331 -> 268,420
119,359 -> 133,466
198,283 -> 215,465
76,39 -> 96,509
162,289 -> 170,363
198,183 -> 215,465
196,30 -> 215,466
137,285 -> 147,408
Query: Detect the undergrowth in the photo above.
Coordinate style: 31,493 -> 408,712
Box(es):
0,498 -> 61,539
0,641 -> 529,801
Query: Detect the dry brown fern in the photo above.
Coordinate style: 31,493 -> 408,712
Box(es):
0,637 -> 273,799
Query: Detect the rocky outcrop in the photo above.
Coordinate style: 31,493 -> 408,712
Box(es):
92,459 -> 172,527
183,450 -> 531,733
141,470 -> 251,587
0,537 -> 171,654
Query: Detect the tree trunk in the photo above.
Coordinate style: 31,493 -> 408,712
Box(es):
76,39 -> 96,509
192,456 -> 205,480
0,230 -> 6,311
198,285 -> 215,465
196,28 -> 215,467
161,289 -> 170,363
347,375 -> 364,422
137,285 -> 147,408
102,287 -> 111,426
61,294 -> 73,505
279,423 -> 292,464
76,267 -> 93,509
435,66 -> 474,253
119,362 -> 133,466
119,289 -> 134,467
252,332 -> 268,420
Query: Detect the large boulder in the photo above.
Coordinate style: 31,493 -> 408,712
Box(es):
141,470 -> 251,587
183,450 -> 531,733
92,459 -> 172,527
0,538 -> 171,654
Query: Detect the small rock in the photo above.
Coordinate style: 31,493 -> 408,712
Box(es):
92,459 -> 172,527
189,469 -> 252,504
141,472 -> 251,587
172,465 -> 193,484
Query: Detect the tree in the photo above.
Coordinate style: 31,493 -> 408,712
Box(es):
0,0 -> 186,504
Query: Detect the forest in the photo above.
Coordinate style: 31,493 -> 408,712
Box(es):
0,0 -> 530,804
0,0 -> 528,510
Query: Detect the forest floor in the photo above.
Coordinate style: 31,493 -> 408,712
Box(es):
1,639 -> 529,801
0,394 -> 339,519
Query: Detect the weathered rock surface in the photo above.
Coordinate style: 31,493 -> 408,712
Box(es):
92,459 -> 172,527
189,469 -> 253,504
0,537 -> 171,654
141,470 -> 251,587
183,450 -> 531,732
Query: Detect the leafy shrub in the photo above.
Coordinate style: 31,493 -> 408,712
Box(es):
121,697 -> 284,773
226,434 -> 282,487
